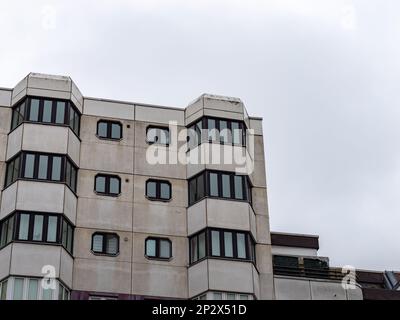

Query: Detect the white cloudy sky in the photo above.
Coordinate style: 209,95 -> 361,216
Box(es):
1,0 -> 399,271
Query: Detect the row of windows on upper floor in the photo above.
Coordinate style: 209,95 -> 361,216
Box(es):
0,212 -> 255,265
4,152 -> 252,206
5,152 -> 78,192
10,97 -> 248,149
0,212 -> 74,254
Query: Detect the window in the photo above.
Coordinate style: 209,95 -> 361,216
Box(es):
0,212 -> 73,253
189,229 -> 255,264
0,280 -> 8,300
10,97 -> 80,135
187,117 -> 246,149
91,233 -> 119,255
4,152 -> 78,192
188,170 -> 252,206
95,174 -> 121,196
0,215 -> 15,248
145,237 -> 172,260
58,283 -> 70,300
192,292 -> 253,300
97,120 -> 122,140
146,180 -> 171,201
146,126 -> 170,145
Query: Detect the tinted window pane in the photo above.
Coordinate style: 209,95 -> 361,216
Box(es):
146,128 -> 157,143
0,223 -> 7,247
240,295 -> 249,300
29,99 -> 39,121
51,157 -> 62,181
92,234 -> 103,252
42,288 -> 53,300
146,239 -> 156,257
189,179 -> 197,204
12,156 -> 20,181
109,177 -> 120,194
55,102 -> 65,124
43,100 -> 52,122
213,292 -> 222,300
13,278 -> 24,300
7,216 -> 14,243
24,154 -> 35,178
95,176 -> 106,193
98,122 -> 108,137
219,120 -> 228,143
224,232 -> 233,257
0,280 -> 7,300
209,173 -> 219,197
111,123 -> 121,139
160,183 -> 170,199
222,174 -> 231,198
227,293 -> 236,300
211,231 -> 220,256
33,215 -> 44,241
106,235 -> 118,254
198,232 -> 206,259
190,237 -> 198,262
38,155 -> 48,179
28,279 -> 38,300
47,216 -> 58,242
159,240 -> 171,258
196,174 -> 204,199
18,214 -> 30,240
234,176 -> 244,200
67,225 -> 73,253
70,165 -> 77,192
208,119 -> 217,141
61,220 -> 68,246
231,122 -> 241,145
146,181 -> 157,198
237,233 -> 246,259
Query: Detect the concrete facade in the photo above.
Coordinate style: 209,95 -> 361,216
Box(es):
0,73 -> 273,300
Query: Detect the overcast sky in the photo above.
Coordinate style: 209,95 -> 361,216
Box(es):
1,0 -> 399,271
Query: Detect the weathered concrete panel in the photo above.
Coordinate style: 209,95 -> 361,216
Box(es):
188,260 -> 209,298
131,263 -> 187,298
73,258 -> 131,294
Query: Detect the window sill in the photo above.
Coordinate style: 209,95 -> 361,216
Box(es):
90,250 -> 120,257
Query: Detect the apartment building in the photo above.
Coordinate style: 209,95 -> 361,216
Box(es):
0,73 -> 273,300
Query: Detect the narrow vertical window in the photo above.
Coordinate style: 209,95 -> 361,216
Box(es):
146,181 -> 157,198
28,279 -> 38,300
221,174 -> 231,198
18,214 -> 30,240
109,177 -> 120,195
13,278 -> 24,300
38,155 -> 49,179
159,239 -> 171,259
95,176 -> 106,193
224,232 -> 233,257
29,99 -> 40,121
160,182 -> 171,200
198,232 -> 206,259
24,154 -> 35,178
234,176 -> 244,200
211,230 -> 221,256
237,233 -> 247,259
190,237 -> 198,263
32,215 -> 44,241
209,173 -> 219,197
111,123 -> 121,139
43,100 -> 53,123
51,156 -> 62,181
55,101 -> 65,124
47,216 -> 58,242
207,118 -> 217,141
92,234 -> 104,252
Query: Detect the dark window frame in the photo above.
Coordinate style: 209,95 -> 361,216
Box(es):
0,211 -> 74,254
188,170 -> 252,206
91,232 -> 120,256
186,116 -> 247,151
4,151 -> 78,193
189,228 -> 256,265
96,120 -> 123,140
145,179 -> 172,201
145,237 -> 172,260
146,126 -> 170,146
94,174 -> 121,197
10,96 -> 81,137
